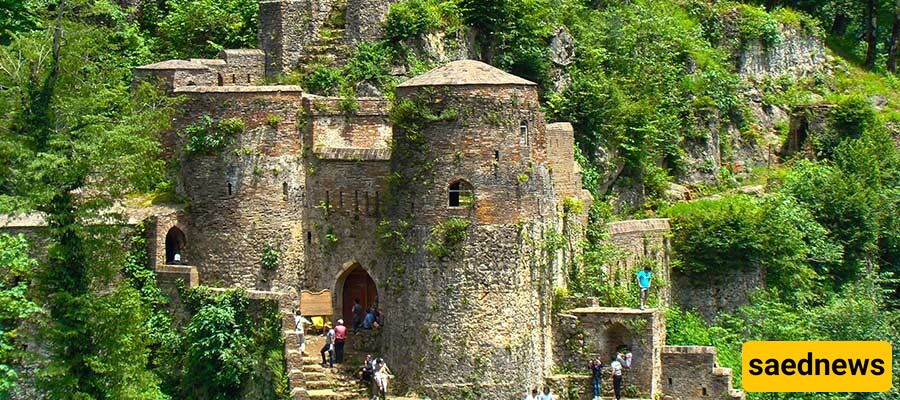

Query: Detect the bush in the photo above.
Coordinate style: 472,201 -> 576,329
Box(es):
183,115 -> 244,156
664,194 -> 841,297
426,218 -> 471,260
305,66 -> 344,96
385,0 -> 442,41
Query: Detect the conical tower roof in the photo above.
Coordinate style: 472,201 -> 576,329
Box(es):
397,60 -> 536,88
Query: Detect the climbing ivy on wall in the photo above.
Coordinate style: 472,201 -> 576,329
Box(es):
425,217 -> 471,260
183,115 -> 245,156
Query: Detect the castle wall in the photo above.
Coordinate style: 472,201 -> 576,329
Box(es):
344,0 -> 395,45
545,122 -> 579,199
606,219 -> 672,306
553,307 -> 664,398
169,86 -> 306,293
661,346 -> 743,400
306,96 -> 392,152
392,84 -> 551,225
301,157 -> 389,302
671,266 -> 765,321
375,81 -> 566,398
259,0 -> 335,75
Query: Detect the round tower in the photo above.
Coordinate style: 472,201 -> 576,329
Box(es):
379,60 -> 557,399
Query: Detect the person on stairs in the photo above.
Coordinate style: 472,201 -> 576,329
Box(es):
320,323 -> 334,368
589,359 -> 604,400
334,319 -> 347,363
636,264 -> 652,310
610,353 -> 623,400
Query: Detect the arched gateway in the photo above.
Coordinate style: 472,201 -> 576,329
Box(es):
335,262 -> 377,325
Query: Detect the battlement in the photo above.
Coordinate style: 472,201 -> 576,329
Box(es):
134,49 -> 266,91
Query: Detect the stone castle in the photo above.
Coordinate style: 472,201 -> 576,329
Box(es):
2,1 -> 747,399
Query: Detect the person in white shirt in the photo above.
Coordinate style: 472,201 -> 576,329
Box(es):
610,355 -> 624,400
525,388 -> 539,400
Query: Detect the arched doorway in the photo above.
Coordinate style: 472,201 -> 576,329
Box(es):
165,227 -> 186,264
339,264 -> 377,325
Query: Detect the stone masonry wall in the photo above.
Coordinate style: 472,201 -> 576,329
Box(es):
344,0 -> 394,45
606,218 -> 672,306
671,266 -> 764,321
259,0 -> 336,75
554,307 -> 665,398
169,86 -> 306,292
661,346 -> 744,400
391,84 -> 550,226
376,222 -> 557,399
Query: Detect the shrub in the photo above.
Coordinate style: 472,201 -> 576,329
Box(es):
305,66 -> 344,96
183,116 -> 244,156
426,218 -> 471,260
259,245 -> 279,271
385,0 -> 442,41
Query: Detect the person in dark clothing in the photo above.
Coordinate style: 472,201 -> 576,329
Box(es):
589,359 -> 604,399
352,298 -> 363,333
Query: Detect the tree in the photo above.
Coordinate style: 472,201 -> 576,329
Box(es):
888,0 -> 900,72
0,234 -> 41,397
0,0 -> 176,397
866,0 -> 878,69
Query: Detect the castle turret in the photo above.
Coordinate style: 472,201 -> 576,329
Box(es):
379,60 -> 557,398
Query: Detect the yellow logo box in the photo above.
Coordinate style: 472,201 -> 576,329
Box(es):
742,341 -> 892,392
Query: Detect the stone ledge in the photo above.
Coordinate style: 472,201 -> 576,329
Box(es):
568,306 -> 657,315
174,85 -> 303,94
607,218 -> 670,235
662,345 -> 718,354
314,147 -> 391,161
155,264 -> 199,287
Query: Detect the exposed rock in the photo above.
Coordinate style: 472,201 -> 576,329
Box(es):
355,81 -> 381,97
871,94 -> 888,110
404,29 -> 476,65
549,27 -> 575,66
737,185 -> 764,195
735,24 -> 827,79
665,183 -> 693,201
549,67 -> 572,93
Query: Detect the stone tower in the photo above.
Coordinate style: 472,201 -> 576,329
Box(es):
378,60 -> 560,398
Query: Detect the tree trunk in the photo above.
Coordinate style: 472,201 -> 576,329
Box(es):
866,0 -> 878,70
832,12 -> 848,35
889,0 -> 900,72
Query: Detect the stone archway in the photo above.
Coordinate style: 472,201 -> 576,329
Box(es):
334,262 -> 377,326
165,226 -> 186,264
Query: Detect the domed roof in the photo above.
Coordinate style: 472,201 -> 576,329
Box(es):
397,60 -> 536,88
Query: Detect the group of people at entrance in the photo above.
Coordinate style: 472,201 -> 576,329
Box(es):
589,351 -> 632,400
526,350 -> 632,400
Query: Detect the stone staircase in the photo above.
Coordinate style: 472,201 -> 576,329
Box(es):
296,0 -> 352,76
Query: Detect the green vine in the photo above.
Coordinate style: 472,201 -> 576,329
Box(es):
425,217 -> 471,260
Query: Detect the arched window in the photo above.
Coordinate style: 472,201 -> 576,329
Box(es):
448,180 -> 474,208
165,227 -> 186,264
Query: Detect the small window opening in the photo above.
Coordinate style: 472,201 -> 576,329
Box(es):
306,231 -> 312,244
231,74 -> 236,83
668,378 -> 673,387
449,180 -> 474,208
227,182 -> 232,196
339,191 -> 344,209
246,73 -> 251,83
520,120 -> 529,146
702,387 -> 708,396
354,191 -> 359,212
282,182 -> 288,200
217,74 -> 224,86
494,150 -> 500,161
365,192 -> 370,214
